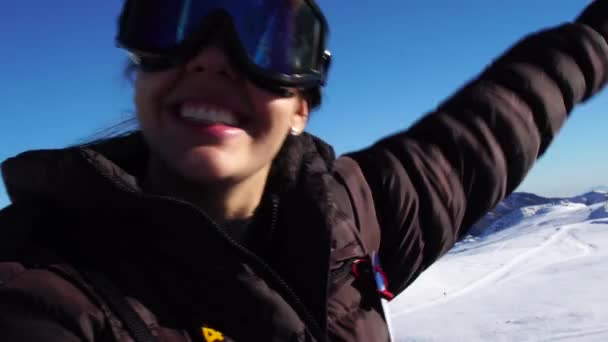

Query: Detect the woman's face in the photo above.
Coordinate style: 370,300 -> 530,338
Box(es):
134,40 -> 309,188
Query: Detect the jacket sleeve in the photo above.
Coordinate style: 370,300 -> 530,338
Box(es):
346,1 -> 608,296
0,262 -> 107,342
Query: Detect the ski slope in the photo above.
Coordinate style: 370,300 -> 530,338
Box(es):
389,193 -> 608,341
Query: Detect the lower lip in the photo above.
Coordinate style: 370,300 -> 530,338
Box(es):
174,115 -> 245,139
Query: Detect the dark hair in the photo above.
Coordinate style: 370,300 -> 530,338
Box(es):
302,87 -> 322,111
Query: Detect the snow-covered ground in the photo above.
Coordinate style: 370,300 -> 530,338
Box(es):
390,192 -> 608,341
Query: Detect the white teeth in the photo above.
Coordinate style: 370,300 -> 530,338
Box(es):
180,106 -> 239,126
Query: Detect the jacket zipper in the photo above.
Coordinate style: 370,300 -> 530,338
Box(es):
87,160 -> 326,341
266,195 -> 280,242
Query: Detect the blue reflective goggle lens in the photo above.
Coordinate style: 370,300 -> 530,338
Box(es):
117,0 -> 330,87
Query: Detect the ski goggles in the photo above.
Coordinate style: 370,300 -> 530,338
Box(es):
117,0 -> 332,89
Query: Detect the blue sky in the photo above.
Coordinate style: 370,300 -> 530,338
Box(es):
0,0 -> 606,209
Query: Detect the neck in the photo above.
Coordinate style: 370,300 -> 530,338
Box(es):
142,157 -> 270,224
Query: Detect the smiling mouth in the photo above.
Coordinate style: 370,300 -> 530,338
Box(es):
175,102 -> 246,127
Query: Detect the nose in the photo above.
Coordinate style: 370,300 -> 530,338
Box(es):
184,23 -> 240,81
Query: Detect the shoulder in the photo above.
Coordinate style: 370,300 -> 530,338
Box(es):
333,157 -> 373,197
331,156 -> 381,251
332,156 -> 377,214
0,201 -> 51,230
0,203 -> 109,337
0,202 -> 57,260
0,203 -> 35,227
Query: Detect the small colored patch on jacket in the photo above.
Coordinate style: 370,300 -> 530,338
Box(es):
201,326 -> 224,342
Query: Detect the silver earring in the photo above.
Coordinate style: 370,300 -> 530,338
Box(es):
290,127 -> 301,136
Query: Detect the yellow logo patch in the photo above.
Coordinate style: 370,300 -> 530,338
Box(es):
201,326 -> 224,342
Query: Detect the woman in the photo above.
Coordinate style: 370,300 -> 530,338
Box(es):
0,0 -> 606,341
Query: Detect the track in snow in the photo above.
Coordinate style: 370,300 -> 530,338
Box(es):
392,223 -> 595,317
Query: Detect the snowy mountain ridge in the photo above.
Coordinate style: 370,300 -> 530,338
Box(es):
390,191 -> 608,341
470,190 -> 608,237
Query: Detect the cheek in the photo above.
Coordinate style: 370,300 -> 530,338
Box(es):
244,83 -> 298,137
134,71 -> 178,119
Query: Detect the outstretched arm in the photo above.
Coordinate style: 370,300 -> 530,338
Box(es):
347,0 -> 608,296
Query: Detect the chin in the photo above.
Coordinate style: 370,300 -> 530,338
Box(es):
175,150 -> 241,185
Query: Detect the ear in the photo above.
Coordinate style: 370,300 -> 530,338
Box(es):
291,95 -> 309,133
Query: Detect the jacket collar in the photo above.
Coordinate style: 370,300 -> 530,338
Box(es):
1,132 -> 147,209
